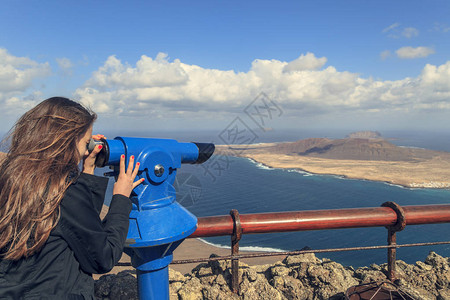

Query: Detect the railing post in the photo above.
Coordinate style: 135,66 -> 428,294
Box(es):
230,209 -> 242,294
387,228 -> 397,281
381,202 -> 406,282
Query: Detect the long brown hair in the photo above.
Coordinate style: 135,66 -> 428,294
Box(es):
0,97 -> 97,260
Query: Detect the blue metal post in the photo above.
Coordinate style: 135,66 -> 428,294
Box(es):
137,268 -> 169,299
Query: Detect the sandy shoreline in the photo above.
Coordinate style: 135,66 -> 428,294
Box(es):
241,153 -> 450,189
172,238 -> 285,274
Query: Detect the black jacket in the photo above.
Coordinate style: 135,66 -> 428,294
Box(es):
0,173 -> 132,299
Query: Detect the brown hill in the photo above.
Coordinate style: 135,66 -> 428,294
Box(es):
270,138 -> 426,161
219,137 -> 443,162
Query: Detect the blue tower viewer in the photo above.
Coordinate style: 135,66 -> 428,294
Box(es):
90,136 -> 214,299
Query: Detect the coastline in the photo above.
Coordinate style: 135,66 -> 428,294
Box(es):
216,145 -> 450,189
171,238 -> 284,274
244,156 -> 439,189
244,153 -> 450,189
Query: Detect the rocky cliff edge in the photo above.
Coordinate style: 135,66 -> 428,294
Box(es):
95,251 -> 450,300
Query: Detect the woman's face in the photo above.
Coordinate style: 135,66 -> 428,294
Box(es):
77,126 -> 93,162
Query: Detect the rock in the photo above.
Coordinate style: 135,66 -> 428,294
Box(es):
354,266 -> 386,284
169,268 -> 188,297
270,265 -> 291,277
244,267 -> 258,282
95,252 -> 450,300
177,277 -> 204,300
169,268 -> 187,283
252,263 -> 272,273
425,251 -> 449,269
302,260 -> 359,298
239,272 -> 283,300
208,254 -> 231,275
283,253 -> 320,265
415,261 -> 433,271
438,288 -> 450,300
271,274 -> 309,299
95,270 -> 138,300
202,284 -> 237,300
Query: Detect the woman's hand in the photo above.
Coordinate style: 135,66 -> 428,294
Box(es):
113,154 -> 145,198
82,134 -> 105,175
91,134 -> 105,141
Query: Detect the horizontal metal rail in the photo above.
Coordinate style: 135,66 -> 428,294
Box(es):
189,204 -> 450,237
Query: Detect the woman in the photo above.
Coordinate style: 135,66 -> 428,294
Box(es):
0,97 -> 143,299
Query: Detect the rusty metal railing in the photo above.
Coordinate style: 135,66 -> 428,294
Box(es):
171,202 -> 450,294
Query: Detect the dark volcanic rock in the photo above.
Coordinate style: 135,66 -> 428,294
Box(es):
95,270 -> 138,300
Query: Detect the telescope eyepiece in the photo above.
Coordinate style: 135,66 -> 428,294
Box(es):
87,138 -> 104,153
88,138 -> 109,167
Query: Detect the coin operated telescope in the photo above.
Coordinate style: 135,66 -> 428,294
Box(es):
89,137 -> 215,299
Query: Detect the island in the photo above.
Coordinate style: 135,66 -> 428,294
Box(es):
216,132 -> 450,189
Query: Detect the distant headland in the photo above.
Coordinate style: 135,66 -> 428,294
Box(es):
216,131 -> 450,189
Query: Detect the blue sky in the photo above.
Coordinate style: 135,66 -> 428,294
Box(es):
1,0 -> 449,134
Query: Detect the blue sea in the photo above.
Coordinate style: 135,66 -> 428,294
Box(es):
90,129 -> 450,268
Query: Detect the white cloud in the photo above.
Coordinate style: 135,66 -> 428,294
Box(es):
2,48 -> 449,131
5,91 -> 44,111
0,48 -> 51,93
81,55 -> 89,66
380,50 -> 391,60
382,23 -> 400,33
433,22 -> 450,33
283,52 -> 327,72
0,48 -> 51,114
420,62 -> 450,94
383,24 -> 419,39
86,53 -> 189,89
402,27 -> 419,38
396,46 -> 435,59
74,52 -> 450,121
56,57 -> 73,75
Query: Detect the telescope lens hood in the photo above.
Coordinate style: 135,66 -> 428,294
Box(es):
193,142 -> 215,164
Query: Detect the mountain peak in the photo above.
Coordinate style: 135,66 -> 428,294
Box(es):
346,131 -> 382,139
